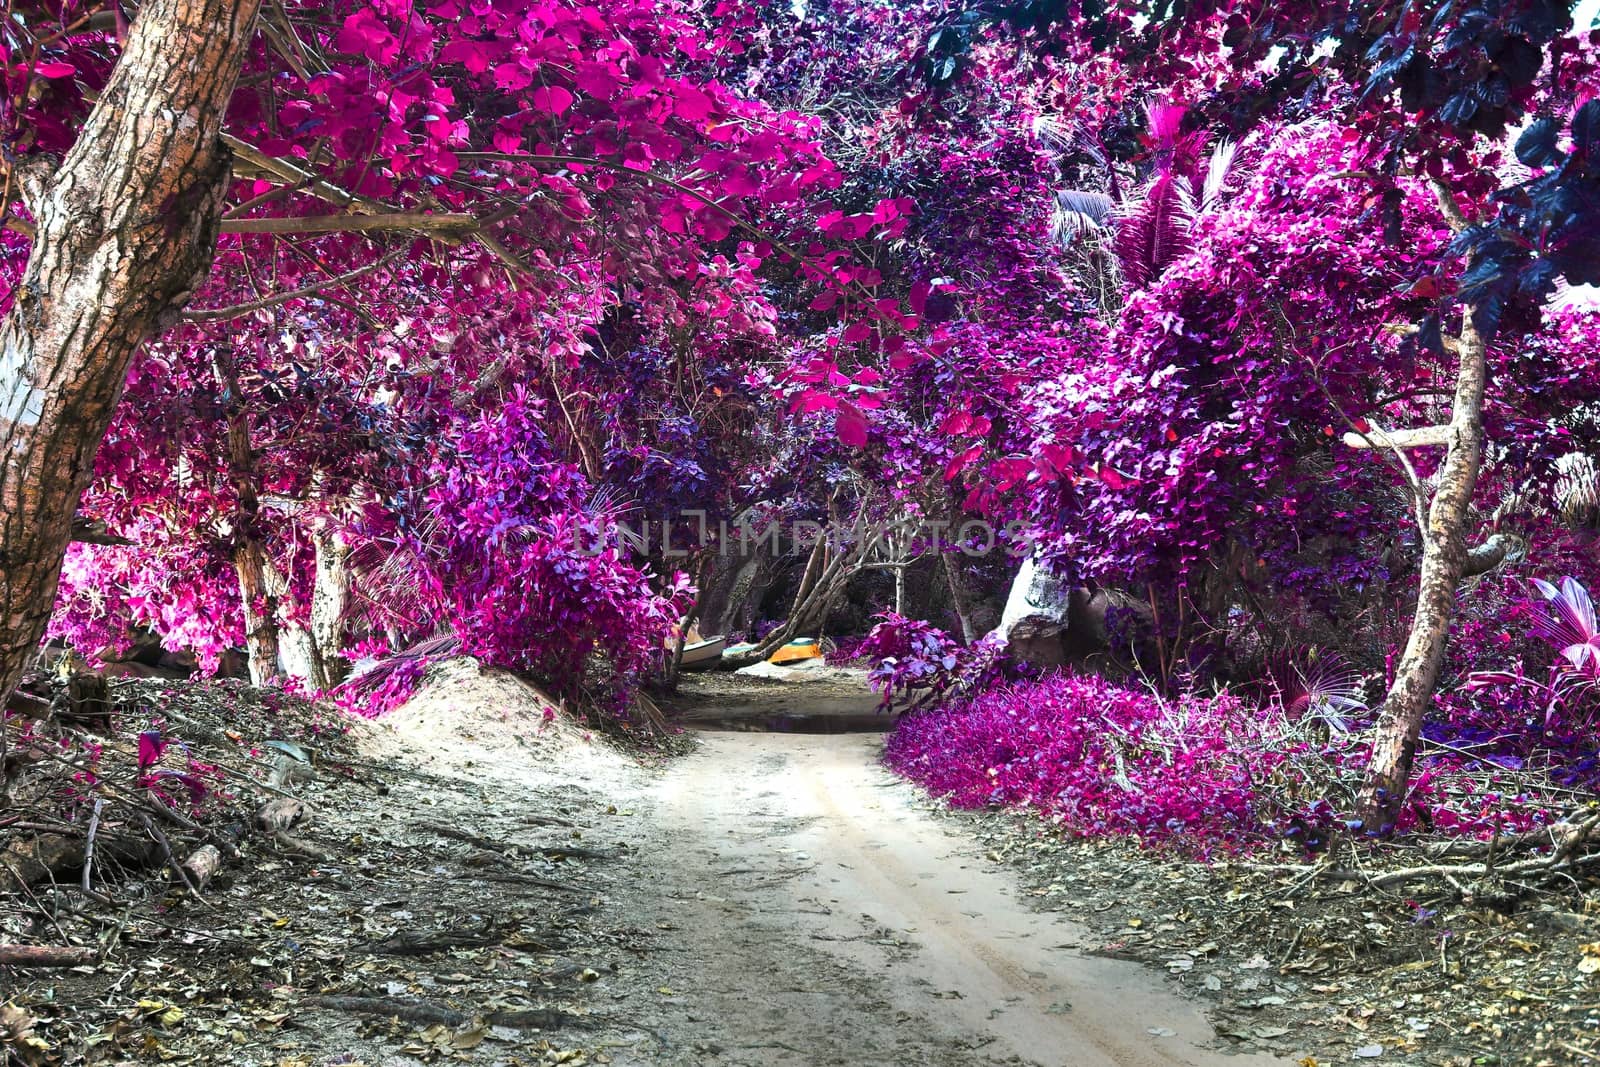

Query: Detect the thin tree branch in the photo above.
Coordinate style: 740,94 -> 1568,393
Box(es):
1341,424 -> 1454,450
184,250 -> 405,321
1431,178 -> 1471,233
219,212 -> 477,236
223,134 -> 385,215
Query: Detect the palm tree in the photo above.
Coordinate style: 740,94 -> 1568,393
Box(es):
1043,102 -> 1247,292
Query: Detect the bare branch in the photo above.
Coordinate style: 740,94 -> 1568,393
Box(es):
1384,321 -> 1464,354
223,135 -> 386,215
1430,178 -> 1471,233
220,212 -> 477,236
70,516 -> 131,546
1341,425 -> 1453,450
184,249 -> 405,322
1462,532 -> 1515,578
473,230 -> 534,280
7,157 -> 55,218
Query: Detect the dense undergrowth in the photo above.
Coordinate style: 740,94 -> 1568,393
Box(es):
882,571 -> 1600,854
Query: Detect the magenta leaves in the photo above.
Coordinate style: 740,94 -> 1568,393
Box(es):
860,613 -> 1008,710
1466,576 -> 1600,732
883,673 -> 1309,854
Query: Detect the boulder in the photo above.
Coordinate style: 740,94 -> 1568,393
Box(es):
994,558 -> 1072,666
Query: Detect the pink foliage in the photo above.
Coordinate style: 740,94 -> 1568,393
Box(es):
884,674 -> 1303,853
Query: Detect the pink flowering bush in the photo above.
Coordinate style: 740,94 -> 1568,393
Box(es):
883,668 -> 1577,851
860,613 -> 1010,710
883,673 -> 1325,852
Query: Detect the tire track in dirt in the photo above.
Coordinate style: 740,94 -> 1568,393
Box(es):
630,724 -> 1293,1067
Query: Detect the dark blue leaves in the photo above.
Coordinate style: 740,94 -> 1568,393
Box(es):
1492,34 -> 1542,87
1574,98 -> 1600,155
1515,117 -> 1563,168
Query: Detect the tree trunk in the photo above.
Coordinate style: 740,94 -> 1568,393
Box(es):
215,349 -> 283,687
262,553 -> 326,688
0,0 -> 262,770
233,537 -> 283,687
942,553 -> 999,644
1358,317 -> 1488,831
310,527 -> 352,686
696,552 -> 777,638
277,621 -> 320,688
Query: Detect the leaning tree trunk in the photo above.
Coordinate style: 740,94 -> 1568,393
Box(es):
0,0 -> 262,733
943,553 -> 999,644
940,497 -> 999,643
1358,316 -> 1488,831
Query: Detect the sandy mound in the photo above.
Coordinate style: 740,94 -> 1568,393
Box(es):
359,657 -> 629,775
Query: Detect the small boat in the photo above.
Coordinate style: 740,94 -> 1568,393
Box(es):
767,638 -> 821,665
678,636 -> 727,670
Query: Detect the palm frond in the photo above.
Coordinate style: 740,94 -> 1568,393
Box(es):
1555,452 -> 1600,529
1531,576 -> 1600,675
1271,649 -> 1366,731
1146,101 -> 1187,146
1115,172 -> 1190,289
1199,139 -> 1239,214
585,482 -> 637,520
1051,188 -> 1116,243
1031,113 -> 1077,153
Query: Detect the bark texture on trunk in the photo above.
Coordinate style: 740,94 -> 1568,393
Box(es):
233,541 -> 283,687
0,0 -> 262,717
1358,317 -> 1488,830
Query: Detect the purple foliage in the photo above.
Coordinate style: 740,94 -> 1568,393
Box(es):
860,613 -> 1008,709
884,665 -> 1576,850
883,673 -> 1307,852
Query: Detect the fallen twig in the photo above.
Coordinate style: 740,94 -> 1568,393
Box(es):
364,918 -> 502,956
417,820 -> 612,860
82,798 -> 103,894
485,1006 -> 585,1030
476,871 -> 588,894
0,943 -> 98,968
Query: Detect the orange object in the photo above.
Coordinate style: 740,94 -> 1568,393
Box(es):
768,639 -> 820,665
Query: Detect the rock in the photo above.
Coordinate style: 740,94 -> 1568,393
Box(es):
733,660 -> 870,686
995,558 -> 1072,666
991,559 -> 1149,665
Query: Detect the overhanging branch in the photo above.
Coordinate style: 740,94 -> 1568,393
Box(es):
220,212 -> 477,236
70,517 -> 131,546
223,135 -> 385,215
1462,532 -> 1515,578
1342,425 -> 1453,450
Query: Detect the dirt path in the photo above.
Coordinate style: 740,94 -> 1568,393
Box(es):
613,681 -> 1292,1067
4,667 -> 1296,1066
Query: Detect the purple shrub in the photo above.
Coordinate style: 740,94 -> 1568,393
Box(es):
883,673 -> 1317,852
860,613 -> 1009,710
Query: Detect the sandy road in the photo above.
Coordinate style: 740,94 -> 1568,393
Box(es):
626,713 -> 1290,1067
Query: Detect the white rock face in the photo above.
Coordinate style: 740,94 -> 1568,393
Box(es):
996,557 -> 1070,639
991,557 -> 1077,667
